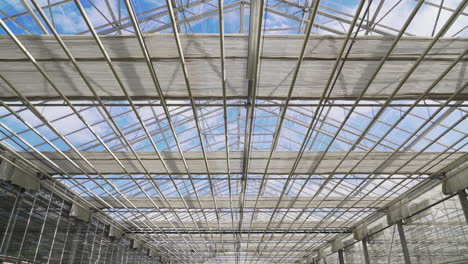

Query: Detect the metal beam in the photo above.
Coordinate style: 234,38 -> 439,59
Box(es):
1,35 -> 466,101
131,229 -> 348,235
17,150 -> 464,175
83,196 -> 392,209
119,221 -> 348,230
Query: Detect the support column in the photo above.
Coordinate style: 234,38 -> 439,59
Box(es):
332,238 -> 344,264
396,220 -> 411,264
362,239 -> 370,264
337,249 -> 345,264
47,199 -> 65,263
321,252 -> 327,264
88,221 -> 101,264
94,223 -> 106,264
457,190 -> 468,225
353,224 -> 370,264
442,166 -> 468,224
69,220 -> 85,264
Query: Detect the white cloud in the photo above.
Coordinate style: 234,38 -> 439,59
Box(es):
310,0 -> 467,36
370,0 -> 467,36
2,0 -> 466,36
25,0 -> 123,34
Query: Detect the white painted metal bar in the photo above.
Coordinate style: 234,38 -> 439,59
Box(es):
258,1 -> 467,261
1,36 -> 466,101
19,0 -> 49,34
276,108 -> 468,262
68,0 -> 215,256
239,3 -> 266,261
0,130 -> 188,258
0,107 -> 191,260
1,0 -> 468,262
1,3 -> 201,256
46,198 -> 65,264
243,0 -> 321,258
217,0 -> 235,232
17,191 -> 39,258
164,0 -> 222,233
122,0 -> 222,258
16,150 -> 460,175
0,101 -> 191,260
252,0 -> 371,259
33,186 -> 55,263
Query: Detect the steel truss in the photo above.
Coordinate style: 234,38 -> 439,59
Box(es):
0,0 -> 467,263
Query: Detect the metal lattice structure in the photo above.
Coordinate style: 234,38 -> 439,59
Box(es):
0,0 -> 467,263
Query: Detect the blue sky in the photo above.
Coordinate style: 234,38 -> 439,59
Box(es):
0,0 -> 467,200
0,0 -> 467,35
0,4 -> 467,264
0,0 -> 466,155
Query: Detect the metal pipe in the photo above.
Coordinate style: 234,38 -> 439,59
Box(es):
254,0 -> 371,260
19,0 -> 49,34
162,0 -> 224,248
337,249 -> 345,264
0,9 -> 190,258
122,0 -> 219,258
396,220 -> 411,264
218,0 -> 235,234
362,239 -> 370,264
263,0 -> 467,260
457,190 -> 468,225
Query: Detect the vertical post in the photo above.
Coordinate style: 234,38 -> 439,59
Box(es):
362,239 -> 370,264
124,239 -> 130,264
59,219 -> 72,263
78,220 -> 92,264
69,219 -> 86,264
33,190 -> 55,262
47,199 -> 65,264
0,189 -> 23,254
17,191 -> 39,259
119,241 -> 125,264
94,223 -> 106,263
113,241 -> 119,264
88,221 -> 100,264
396,220 -> 411,264
102,232 -> 111,264
338,249 -> 345,264
457,190 -> 468,225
